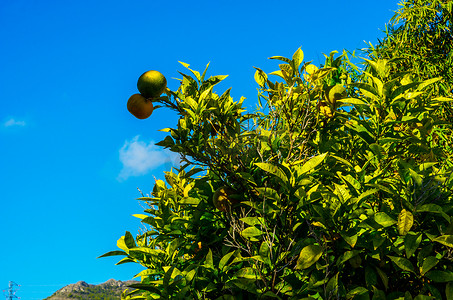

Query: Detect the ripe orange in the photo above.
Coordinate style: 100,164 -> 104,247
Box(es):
137,70 -> 167,99
127,94 -> 154,119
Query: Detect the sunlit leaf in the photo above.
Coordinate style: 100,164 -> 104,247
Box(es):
292,47 -> 304,69
375,212 -> 397,227
433,235 -> 453,248
255,162 -> 288,183
298,153 -> 328,175
241,227 -> 265,238
398,209 -> 413,235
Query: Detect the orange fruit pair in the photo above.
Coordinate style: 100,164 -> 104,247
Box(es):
127,70 -> 167,119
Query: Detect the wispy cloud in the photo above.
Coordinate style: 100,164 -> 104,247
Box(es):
117,135 -> 180,181
3,118 -> 26,127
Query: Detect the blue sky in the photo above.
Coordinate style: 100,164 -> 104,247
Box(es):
1,0 -> 398,299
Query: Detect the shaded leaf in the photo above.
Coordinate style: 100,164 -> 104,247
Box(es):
404,233 -> 422,258
296,245 -> 323,269
420,256 -> 439,276
426,271 -> 453,282
388,256 -> 416,273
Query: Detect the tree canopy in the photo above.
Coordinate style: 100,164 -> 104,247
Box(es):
101,1 -> 453,299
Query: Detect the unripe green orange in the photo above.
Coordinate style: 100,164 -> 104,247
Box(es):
127,94 -> 154,119
137,70 -> 167,99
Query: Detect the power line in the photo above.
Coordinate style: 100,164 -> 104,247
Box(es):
3,281 -> 20,300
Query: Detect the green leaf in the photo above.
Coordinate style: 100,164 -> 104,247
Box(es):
375,212 -> 397,227
390,82 -> 419,99
228,278 -> 259,293
241,227 -> 265,238
255,162 -> 288,183
117,231 -> 136,252
128,283 -> 161,293
298,153 -> 328,175
259,241 -> 271,264
408,168 -> 423,186
346,286 -> 368,298
433,235 -> 453,248
179,197 -> 201,205
404,233 -> 422,258
405,292 -> 414,300
372,288 -> 386,300
340,231 -> 358,248
350,82 -> 379,98
446,282 -> 453,300
235,267 -> 259,279
254,67 -> 268,87
425,271 -> 453,282
338,250 -> 362,265
178,61 -> 201,82
292,47 -> 304,69
418,77 -> 442,90
418,204 -> 451,222
388,256 -> 416,273
219,251 -> 236,270
97,250 -> 127,258
240,216 -> 265,226
204,249 -> 214,268
420,256 -> 439,276
358,189 -> 379,201
337,97 -> 368,105
398,209 -> 413,235
325,272 -> 339,297
296,245 -> 323,269
375,267 -> 389,290
115,257 -> 135,265
269,55 -> 291,64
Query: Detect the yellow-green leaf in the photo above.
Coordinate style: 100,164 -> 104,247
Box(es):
305,64 -> 318,75
254,67 -> 267,87
241,227 -> 265,238
292,47 -> 304,69
433,235 -> 453,248
398,209 -> 413,235
298,153 -> 328,175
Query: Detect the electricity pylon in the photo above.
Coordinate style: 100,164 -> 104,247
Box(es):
3,282 -> 20,300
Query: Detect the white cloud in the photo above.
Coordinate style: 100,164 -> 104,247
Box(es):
117,135 -> 180,181
4,118 -> 26,127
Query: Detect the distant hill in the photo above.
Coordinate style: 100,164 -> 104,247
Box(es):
44,279 -> 140,300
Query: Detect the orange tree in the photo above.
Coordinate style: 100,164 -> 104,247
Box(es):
101,49 -> 453,299
101,5 -> 453,300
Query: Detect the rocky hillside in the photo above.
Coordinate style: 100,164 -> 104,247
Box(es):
44,279 -> 139,300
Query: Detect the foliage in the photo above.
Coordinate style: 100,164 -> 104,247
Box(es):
366,0 -> 453,105
102,2 -> 453,299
